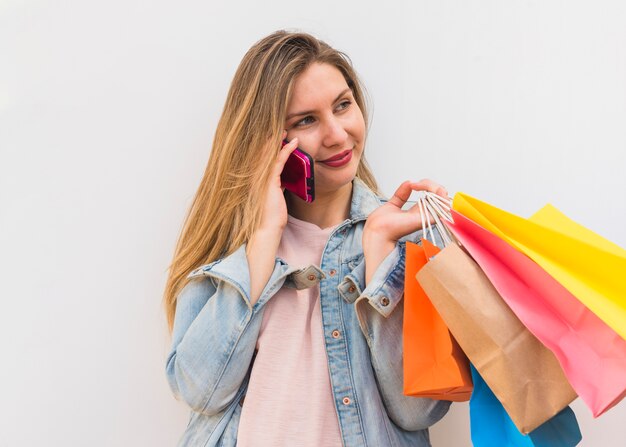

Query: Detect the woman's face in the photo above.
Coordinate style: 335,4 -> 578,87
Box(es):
284,62 -> 366,196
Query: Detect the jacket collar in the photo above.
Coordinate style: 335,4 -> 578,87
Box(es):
348,177 -> 383,222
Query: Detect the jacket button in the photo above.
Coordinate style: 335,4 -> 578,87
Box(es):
380,296 -> 390,306
332,330 -> 341,339
348,285 -> 356,293
307,274 -> 316,281
329,269 -> 337,276
342,397 -> 351,405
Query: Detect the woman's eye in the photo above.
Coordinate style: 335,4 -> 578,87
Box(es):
336,100 -> 351,111
294,116 -> 315,127
292,101 -> 351,127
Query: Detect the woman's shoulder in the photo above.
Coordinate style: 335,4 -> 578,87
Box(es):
351,178 -> 387,219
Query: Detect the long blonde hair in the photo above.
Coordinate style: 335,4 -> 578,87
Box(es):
164,30 -> 380,331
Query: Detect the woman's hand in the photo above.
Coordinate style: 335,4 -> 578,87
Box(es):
257,132 -> 299,233
362,179 -> 448,285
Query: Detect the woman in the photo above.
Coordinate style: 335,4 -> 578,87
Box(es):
164,30 -> 451,446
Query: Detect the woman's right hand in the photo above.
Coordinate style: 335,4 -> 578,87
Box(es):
257,132 -> 299,233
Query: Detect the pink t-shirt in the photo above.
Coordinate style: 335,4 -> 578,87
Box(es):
236,215 -> 343,446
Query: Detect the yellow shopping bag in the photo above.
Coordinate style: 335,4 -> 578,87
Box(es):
530,204 -> 626,257
453,193 -> 626,341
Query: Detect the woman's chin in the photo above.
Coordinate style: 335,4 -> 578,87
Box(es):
315,174 -> 356,197
316,159 -> 360,193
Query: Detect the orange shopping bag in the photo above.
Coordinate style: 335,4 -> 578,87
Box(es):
403,237 -> 473,401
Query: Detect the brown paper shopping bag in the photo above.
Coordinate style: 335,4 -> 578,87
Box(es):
416,243 -> 577,433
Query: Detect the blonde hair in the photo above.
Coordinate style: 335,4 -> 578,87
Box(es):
164,30 -> 380,331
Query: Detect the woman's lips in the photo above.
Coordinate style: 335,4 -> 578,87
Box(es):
319,150 -> 353,167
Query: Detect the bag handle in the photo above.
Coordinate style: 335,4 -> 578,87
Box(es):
416,192 -> 455,247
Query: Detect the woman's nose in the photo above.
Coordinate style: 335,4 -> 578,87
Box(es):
322,116 -> 348,148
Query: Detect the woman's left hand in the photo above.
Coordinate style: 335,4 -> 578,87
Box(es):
362,179 -> 448,285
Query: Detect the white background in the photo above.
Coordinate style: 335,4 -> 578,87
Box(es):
1,0 -> 625,446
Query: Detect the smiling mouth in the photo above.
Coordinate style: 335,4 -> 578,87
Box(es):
319,149 -> 352,163
318,149 -> 353,167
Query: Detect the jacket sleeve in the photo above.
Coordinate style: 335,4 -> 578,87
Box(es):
165,245 -> 292,416
351,227 -> 452,431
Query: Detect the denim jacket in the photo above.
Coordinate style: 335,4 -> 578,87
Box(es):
165,178 -> 451,446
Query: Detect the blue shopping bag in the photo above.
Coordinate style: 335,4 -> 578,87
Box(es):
469,365 -> 582,447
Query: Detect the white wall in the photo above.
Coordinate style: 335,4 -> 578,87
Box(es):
1,1 -> 624,446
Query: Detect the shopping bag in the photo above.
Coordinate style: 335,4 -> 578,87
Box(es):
403,238 -> 472,401
530,204 -> 626,257
453,192 -> 626,341
445,209 -> 626,416
470,364 -> 582,447
416,242 -> 576,433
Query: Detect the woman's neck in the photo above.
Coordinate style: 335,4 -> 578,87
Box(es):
286,182 -> 353,229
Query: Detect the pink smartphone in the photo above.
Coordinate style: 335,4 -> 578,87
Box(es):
280,139 -> 315,203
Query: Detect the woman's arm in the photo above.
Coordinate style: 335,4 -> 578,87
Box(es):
165,135 -> 299,414
247,135 -> 299,305
354,179 -> 452,430
247,227 -> 283,305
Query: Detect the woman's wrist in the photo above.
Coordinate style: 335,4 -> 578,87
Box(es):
247,226 -> 284,305
247,227 -> 283,256
363,231 -> 397,286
